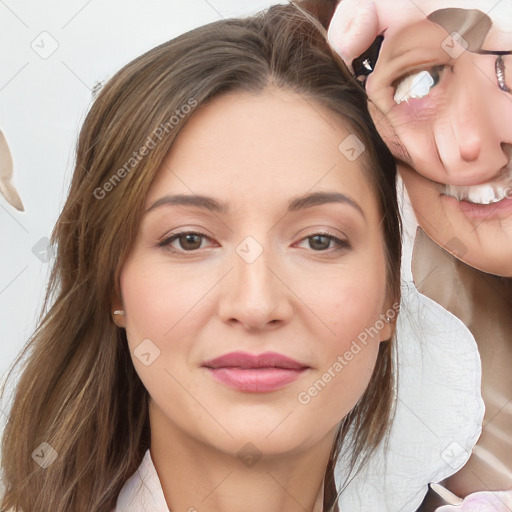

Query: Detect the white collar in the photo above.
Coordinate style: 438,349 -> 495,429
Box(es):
114,449 -> 170,512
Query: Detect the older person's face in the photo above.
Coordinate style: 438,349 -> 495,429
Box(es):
365,9 -> 512,276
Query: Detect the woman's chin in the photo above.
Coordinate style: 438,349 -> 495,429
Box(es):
188,409 -> 339,462
432,195 -> 512,277
202,433 -> 321,463
420,224 -> 512,278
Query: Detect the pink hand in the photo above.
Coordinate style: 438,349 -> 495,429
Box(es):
326,0 -> 512,70
327,0 -> 431,68
436,490 -> 512,512
326,0 -> 379,68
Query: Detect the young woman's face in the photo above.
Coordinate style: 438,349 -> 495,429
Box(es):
117,88 -> 393,459
366,9 -> 512,276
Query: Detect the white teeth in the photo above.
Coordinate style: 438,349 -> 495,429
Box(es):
444,182 -> 512,204
394,71 -> 434,104
442,149 -> 512,205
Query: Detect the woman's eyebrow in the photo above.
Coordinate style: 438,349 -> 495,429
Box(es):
145,191 -> 365,219
476,50 -> 512,55
427,8 -> 492,52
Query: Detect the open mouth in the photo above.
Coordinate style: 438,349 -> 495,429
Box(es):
443,182 -> 511,204
441,166 -> 512,205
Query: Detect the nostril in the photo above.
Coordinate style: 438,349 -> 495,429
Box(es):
502,143 -> 512,161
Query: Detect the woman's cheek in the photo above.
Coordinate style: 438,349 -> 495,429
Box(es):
324,275 -> 386,348
120,255 -> 190,340
392,85 -> 449,127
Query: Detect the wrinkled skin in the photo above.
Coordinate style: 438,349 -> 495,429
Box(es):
328,1 -> 512,510
328,0 -> 512,277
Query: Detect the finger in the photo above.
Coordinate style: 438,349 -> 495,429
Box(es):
0,128 -> 13,180
327,0 -> 379,69
435,491 -> 512,512
0,128 -> 24,211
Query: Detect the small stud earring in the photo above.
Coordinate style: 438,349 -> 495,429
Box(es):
113,310 -> 125,316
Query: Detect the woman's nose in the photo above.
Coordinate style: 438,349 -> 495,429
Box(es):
217,240 -> 294,332
433,65 -> 512,183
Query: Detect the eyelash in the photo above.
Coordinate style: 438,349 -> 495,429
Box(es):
158,231 -> 351,255
393,54 -> 510,101
495,55 -> 511,93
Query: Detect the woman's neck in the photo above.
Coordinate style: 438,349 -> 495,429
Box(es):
148,400 -> 336,512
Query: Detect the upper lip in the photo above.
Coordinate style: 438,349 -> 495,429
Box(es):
202,351 -> 308,370
428,146 -> 512,191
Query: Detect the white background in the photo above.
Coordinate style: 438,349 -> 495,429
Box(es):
0,0 -> 285,425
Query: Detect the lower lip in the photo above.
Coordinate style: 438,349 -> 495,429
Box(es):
442,194 -> 512,219
205,367 -> 307,392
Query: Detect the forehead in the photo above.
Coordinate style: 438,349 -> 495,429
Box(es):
383,18 -> 449,60
146,88 -> 378,213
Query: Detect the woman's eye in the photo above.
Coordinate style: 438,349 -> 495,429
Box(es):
393,65 -> 445,104
496,54 -> 511,93
296,233 -> 350,253
159,231 -> 212,252
158,231 -> 350,255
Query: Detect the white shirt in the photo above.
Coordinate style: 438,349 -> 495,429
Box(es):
114,449 -> 170,512
334,180 -> 484,511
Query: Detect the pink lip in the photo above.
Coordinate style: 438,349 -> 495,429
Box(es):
202,351 -> 309,393
442,194 -> 512,219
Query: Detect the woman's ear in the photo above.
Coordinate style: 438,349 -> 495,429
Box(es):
111,292 -> 126,328
112,308 -> 126,328
380,298 -> 399,341
379,315 -> 393,342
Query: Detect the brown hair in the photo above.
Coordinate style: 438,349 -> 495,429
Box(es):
0,3 -> 400,511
